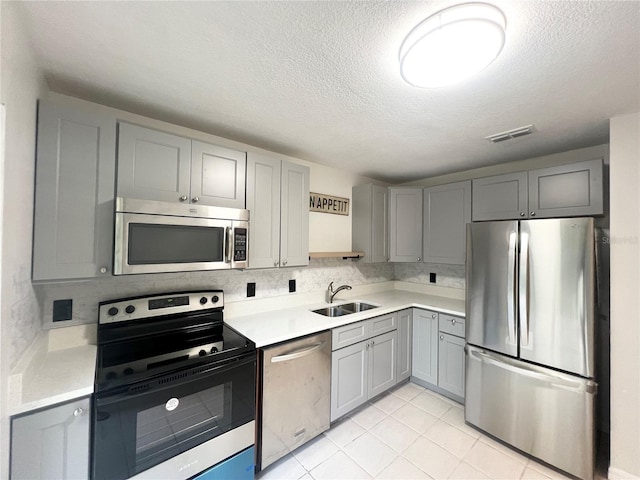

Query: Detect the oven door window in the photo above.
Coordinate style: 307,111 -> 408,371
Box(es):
128,223 -> 224,265
93,355 -> 255,480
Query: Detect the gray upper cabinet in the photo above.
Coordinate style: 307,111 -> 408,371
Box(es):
472,159 -> 604,221
423,181 -> 471,264
472,171 -> 528,221
11,397 -> 90,480
33,101 -> 116,281
246,154 -> 309,269
528,158 -> 603,218
117,123 -> 246,208
389,187 -> 423,262
352,184 -> 388,263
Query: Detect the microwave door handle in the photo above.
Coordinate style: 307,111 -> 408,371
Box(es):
225,227 -> 232,263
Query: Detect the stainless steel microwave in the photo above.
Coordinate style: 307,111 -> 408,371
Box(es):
114,197 -> 249,275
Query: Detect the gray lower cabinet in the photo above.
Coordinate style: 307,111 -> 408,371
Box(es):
472,159 -> 603,221
246,153 -> 309,268
389,187 -> 423,262
117,122 -> 246,208
396,308 -> 412,382
423,181 -> 471,265
411,309 -> 439,385
352,184 -> 388,263
33,100 -> 116,281
331,331 -> 397,421
438,333 -> 465,398
11,397 -> 90,479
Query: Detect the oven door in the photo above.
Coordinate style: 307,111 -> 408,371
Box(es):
92,353 -> 256,480
114,212 -> 239,275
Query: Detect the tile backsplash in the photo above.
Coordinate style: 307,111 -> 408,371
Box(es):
35,259 -> 465,328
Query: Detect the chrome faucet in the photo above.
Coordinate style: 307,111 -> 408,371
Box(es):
326,281 -> 352,303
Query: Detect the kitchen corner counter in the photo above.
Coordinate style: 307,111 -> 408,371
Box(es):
9,330 -> 96,416
225,289 -> 465,348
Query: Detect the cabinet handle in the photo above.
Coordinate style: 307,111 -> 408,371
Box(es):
99,266 -> 108,274
371,340 -> 375,345
440,335 -> 444,341
192,196 -> 199,203
451,319 -> 456,325
432,314 -> 436,319
179,195 -> 188,202
73,408 -> 83,417
282,260 -> 288,266
366,342 -> 370,349
274,261 -> 279,267
520,212 -> 526,217
417,257 -> 421,261
530,211 -> 536,216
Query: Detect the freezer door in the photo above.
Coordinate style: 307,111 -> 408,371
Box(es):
519,218 -> 595,377
466,221 -> 518,356
465,345 -> 596,480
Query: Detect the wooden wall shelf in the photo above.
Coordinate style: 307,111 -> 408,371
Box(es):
309,251 -> 365,260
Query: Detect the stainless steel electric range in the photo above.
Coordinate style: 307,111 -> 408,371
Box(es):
92,291 -> 256,480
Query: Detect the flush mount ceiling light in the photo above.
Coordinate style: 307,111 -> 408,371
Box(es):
399,3 -> 506,88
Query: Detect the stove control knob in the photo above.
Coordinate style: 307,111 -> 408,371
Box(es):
125,305 -> 136,314
105,371 -> 117,380
107,307 -> 119,316
210,346 -> 218,354
211,295 -> 219,303
198,349 -> 207,357
200,297 -> 207,305
123,368 -> 134,376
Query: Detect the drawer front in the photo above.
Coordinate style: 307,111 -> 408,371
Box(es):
439,314 -> 465,337
367,312 -> 398,338
332,321 -> 368,350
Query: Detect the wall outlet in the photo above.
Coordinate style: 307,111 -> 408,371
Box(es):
247,282 -> 256,297
289,279 -> 296,293
429,272 -> 437,283
53,299 -> 73,322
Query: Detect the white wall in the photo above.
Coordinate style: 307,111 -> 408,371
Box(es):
0,2 -> 47,478
609,112 -> 640,479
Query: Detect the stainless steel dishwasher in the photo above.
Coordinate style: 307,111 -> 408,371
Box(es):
258,331 -> 331,471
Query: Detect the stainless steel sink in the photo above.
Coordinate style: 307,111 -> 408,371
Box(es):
312,302 -> 378,317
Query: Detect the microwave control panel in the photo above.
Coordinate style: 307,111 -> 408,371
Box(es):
234,228 -> 247,261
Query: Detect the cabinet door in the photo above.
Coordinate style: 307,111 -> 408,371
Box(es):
117,122 -> 191,203
370,185 -> 389,263
191,141 -> 246,208
368,331 -> 397,398
397,309 -> 413,382
280,161 -> 310,267
331,342 -> 368,421
389,188 -> 423,262
472,172 -> 528,221
33,101 -> 116,280
423,181 -> 471,264
438,333 -> 465,399
528,158 -> 603,218
412,309 -> 439,385
246,153 -> 281,269
11,397 -> 90,479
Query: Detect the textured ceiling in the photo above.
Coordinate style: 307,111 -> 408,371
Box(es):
14,1 -> 640,183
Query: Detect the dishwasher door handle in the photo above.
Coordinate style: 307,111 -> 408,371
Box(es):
270,341 -> 326,363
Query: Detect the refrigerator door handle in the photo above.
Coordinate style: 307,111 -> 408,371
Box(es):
519,231 -> 530,346
507,231 -> 517,345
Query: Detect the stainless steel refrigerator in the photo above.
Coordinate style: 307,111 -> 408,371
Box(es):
465,217 -> 597,480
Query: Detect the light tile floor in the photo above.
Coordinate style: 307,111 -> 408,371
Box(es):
257,382 -> 605,480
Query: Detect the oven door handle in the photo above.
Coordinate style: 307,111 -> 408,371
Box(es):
270,341 -> 326,363
95,353 -> 255,406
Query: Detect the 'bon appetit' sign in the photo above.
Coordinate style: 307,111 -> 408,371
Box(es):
309,192 -> 350,216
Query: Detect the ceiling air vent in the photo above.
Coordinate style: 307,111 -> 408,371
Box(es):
485,125 -> 534,143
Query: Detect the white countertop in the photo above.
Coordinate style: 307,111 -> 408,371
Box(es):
226,289 -> 465,347
9,328 -> 97,416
